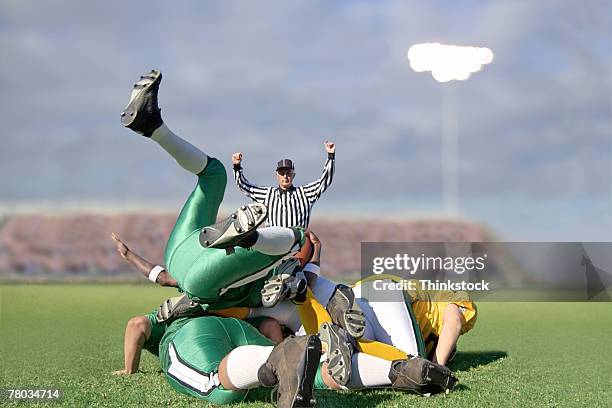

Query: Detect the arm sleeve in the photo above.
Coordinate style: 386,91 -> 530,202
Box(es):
233,165 -> 269,203
302,154 -> 335,204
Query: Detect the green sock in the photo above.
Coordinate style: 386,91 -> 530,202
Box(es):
314,363 -> 330,390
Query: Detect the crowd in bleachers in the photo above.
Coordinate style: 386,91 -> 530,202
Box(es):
0,213 -> 491,280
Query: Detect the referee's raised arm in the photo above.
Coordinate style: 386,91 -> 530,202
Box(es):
303,141 -> 335,204
232,152 -> 268,203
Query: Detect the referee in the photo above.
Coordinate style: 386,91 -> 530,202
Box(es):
232,142 -> 336,227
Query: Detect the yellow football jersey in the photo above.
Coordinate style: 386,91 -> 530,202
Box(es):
406,280 -> 477,358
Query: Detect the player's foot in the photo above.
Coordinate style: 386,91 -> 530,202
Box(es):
326,284 -> 366,339
261,259 -> 307,307
121,70 -> 163,137
318,322 -> 354,387
199,203 -> 267,250
258,335 -> 321,408
389,357 -> 458,395
155,294 -> 205,324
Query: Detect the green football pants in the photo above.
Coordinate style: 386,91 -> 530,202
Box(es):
159,316 -> 273,404
163,158 -> 303,309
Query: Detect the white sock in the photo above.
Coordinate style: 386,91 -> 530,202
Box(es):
252,227 -> 297,255
151,123 -> 208,174
347,353 -> 393,389
225,345 -> 273,389
310,275 -> 340,306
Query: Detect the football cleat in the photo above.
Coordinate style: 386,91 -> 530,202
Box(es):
199,203 -> 267,250
257,335 -> 321,408
318,322 -> 355,387
155,294 -> 205,325
389,357 -> 458,395
261,259 -> 307,307
326,284 -> 366,339
121,69 -> 163,137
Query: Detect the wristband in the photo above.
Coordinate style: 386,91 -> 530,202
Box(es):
148,265 -> 166,283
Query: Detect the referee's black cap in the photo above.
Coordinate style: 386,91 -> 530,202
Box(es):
276,159 -> 294,171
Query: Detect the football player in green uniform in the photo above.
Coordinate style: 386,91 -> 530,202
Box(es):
114,306 -> 321,407
121,70 -> 308,310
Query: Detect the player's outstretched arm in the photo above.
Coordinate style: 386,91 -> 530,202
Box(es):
112,316 -> 151,375
434,304 -> 463,366
111,233 -> 178,287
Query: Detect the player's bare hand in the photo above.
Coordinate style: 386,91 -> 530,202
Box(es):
111,233 -> 130,260
324,141 -> 335,154
232,152 -> 243,165
305,229 -> 321,247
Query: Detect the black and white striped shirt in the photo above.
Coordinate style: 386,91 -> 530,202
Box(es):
233,154 -> 335,227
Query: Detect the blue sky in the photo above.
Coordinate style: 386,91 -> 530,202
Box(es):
0,0 -> 610,240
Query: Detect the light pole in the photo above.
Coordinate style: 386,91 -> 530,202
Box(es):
442,82 -> 459,214
407,43 -> 493,215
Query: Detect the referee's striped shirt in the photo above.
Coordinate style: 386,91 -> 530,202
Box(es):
233,154 -> 335,228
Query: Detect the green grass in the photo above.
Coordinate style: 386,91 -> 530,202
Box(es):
1,285 -> 611,407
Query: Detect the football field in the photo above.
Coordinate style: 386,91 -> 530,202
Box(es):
1,284 -> 611,407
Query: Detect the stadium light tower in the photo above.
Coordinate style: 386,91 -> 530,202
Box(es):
407,43 -> 494,215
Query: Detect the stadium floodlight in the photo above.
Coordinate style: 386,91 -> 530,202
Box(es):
407,42 -> 494,214
407,43 -> 494,83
